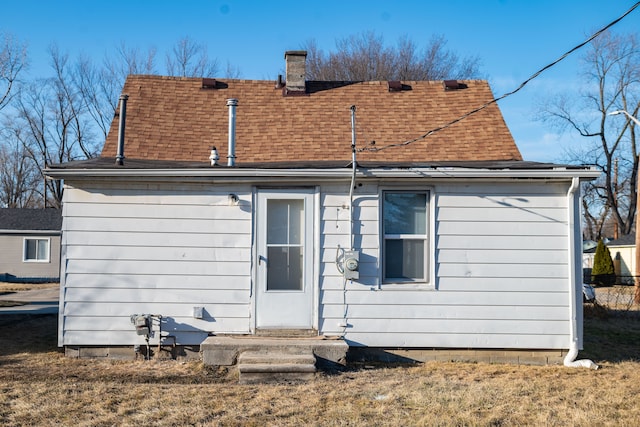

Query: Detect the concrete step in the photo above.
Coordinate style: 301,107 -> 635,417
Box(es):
255,329 -> 318,337
201,336 -> 348,369
238,351 -> 316,365
237,350 -> 317,384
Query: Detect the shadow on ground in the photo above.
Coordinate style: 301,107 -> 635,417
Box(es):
582,306 -> 640,363
0,314 -> 59,356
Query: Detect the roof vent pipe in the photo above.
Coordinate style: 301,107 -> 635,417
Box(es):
115,94 -> 129,166
226,98 -> 238,167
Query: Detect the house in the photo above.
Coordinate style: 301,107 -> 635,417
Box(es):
607,233 -> 636,284
0,208 -> 62,283
45,51 -> 600,366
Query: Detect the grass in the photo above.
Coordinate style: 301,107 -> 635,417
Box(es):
1,311 -> 640,426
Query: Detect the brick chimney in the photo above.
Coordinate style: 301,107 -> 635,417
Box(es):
284,51 -> 307,94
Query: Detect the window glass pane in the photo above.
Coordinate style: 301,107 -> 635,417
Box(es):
25,239 -> 37,260
384,193 -> 426,234
385,239 -> 425,280
37,239 -> 48,260
267,246 -> 303,290
267,199 -> 303,244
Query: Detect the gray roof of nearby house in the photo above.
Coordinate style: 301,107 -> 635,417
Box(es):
0,208 -> 62,231
608,233 -> 636,247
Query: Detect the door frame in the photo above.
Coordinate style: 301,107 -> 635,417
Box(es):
251,186 -> 320,332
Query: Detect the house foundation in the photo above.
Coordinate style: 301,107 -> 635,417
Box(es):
349,347 -> 569,366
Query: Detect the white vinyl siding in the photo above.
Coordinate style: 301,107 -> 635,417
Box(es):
319,181 -> 573,350
60,178 -> 577,351
60,183 -> 253,346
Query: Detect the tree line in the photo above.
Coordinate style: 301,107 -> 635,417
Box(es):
0,35 -> 231,209
538,31 -> 640,241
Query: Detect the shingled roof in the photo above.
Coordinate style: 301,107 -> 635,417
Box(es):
101,60 -> 522,165
0,208 -> 62,232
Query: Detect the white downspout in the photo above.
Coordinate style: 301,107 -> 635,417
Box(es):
349,105 -> 357,250
564,176 -> 598,369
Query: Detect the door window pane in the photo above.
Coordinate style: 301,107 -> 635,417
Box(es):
267,199 -> 303,244
266,198 -> 305,291
267,246 -> 303,290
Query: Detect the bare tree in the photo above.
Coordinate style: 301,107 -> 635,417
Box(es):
305,31 -> 481,81
539,31 -> 640,240
223,61 -> 241,79
10,46 -> 104,207
108,41 -> 157,77
165,36 -> 218,77
0,31 -> 28,111
0,136 -> 41,208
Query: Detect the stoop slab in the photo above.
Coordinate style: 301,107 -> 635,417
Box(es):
201,336 -> 348,367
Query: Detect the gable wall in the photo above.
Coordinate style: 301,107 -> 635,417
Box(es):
60,179 -> 574,349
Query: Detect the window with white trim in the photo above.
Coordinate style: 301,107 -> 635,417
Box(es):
23,238 -> 50,262
382,191 -> 429,283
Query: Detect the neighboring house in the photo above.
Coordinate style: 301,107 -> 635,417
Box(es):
582,236 -> 636,285
45,51 -> 600,364
608,233 -> 636,284
0,208 -> 62,283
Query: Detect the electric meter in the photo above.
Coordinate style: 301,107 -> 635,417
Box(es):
343,250 -> 360,280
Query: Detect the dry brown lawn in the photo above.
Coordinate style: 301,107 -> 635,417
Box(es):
1,310 -> 640,426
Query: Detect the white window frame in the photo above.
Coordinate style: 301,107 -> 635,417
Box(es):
380,188 -> 433,287
23,237 -> 51,263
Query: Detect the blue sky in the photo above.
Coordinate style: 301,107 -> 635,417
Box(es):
2,1 -> 639,162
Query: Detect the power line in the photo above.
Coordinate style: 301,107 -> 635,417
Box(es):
359,1 -> 640,153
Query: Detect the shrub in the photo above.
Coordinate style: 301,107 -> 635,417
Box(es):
592,239 -> 615,286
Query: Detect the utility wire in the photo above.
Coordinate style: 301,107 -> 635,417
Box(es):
359,1 -> 640,153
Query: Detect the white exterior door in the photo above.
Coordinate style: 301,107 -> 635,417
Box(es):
255,189 -> 314,329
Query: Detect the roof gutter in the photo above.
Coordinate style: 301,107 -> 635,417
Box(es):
44,166 -> 602,181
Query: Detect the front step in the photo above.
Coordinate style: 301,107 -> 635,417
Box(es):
201,336 -> 348,369
237,350 -> 316,384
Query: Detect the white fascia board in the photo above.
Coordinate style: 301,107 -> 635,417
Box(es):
0,230 -> 61,235
44,166 -> 602,181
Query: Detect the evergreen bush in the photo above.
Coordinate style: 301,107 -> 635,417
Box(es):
591,239 -> 615,286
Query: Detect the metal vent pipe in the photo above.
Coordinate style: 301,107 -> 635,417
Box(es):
115,94 -> 129,166
226,98 -> 238,167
